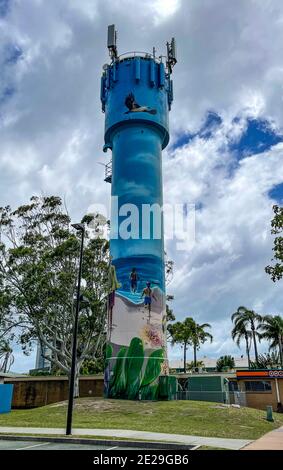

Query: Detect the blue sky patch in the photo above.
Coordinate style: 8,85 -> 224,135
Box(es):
171,111 -> 222,150
268,183 -> 283,204
171,132 -> 194,149
229,118 -> 283,159
199,111 -> 222,139
0,0 -> 10,17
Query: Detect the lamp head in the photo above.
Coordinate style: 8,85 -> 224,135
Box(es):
71,223 -> 85,232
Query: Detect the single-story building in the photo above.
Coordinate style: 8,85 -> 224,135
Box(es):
4,375 -> 104,408
175,369 -> 283,411
235,369 -> 283,411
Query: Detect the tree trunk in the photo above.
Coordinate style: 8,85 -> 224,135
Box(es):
183,343 -> 187,373
3,355 -> 7,373
68,366 -> 80,399
245,333 -> 251,369
278,335 -> 283,368
251,322 -> 258,364
193,344 -> 197,368
74,367 -> 80,398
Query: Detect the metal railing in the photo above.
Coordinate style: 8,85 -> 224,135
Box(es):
117,51 -> 163,64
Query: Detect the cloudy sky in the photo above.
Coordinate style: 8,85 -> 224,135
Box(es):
1,0 -> 283,372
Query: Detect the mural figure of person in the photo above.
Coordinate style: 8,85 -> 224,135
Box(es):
124,93 -> 157,115
108,258 -> 121,337
129,267 -> 139,293
141,281 -> 157,322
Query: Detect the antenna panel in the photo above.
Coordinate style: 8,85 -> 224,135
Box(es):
107,24 -> 116,49
171,38 -> 177,63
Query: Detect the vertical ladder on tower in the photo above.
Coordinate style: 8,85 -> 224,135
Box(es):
104,160 -> 112,183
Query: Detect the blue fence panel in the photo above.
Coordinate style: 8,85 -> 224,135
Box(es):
0,384 -> 14,413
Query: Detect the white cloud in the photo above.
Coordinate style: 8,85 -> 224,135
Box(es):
164,129 -> 283,346
151,0 -> 181,24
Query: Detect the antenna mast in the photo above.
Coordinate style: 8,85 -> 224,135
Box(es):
166,37 -> 177,75
107,24 -> 118,61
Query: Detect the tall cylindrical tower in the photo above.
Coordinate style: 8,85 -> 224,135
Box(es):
101,26 -> 176,400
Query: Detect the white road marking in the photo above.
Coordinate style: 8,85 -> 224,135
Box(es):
107,446 -> 118,450
16,442 -> 50,450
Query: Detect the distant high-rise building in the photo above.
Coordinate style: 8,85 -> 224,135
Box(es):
34,342 -> 51,371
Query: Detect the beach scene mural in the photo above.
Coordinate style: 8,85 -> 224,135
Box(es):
105,255 -> 167,400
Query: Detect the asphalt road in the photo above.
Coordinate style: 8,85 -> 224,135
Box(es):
0,439 -> 145,450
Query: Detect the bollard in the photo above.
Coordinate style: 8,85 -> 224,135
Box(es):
266,405 -> 274,422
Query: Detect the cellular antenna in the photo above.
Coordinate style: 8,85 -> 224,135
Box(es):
107,24 -> 118,60
166,37 -> 177,75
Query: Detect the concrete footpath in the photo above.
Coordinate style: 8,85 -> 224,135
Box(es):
0,426 -> 251,450
243,426 -> 283,450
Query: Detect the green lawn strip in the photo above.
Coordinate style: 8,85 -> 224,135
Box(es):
0,398 -> 282,441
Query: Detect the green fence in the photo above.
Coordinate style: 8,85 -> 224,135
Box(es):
177,390 -> 229,403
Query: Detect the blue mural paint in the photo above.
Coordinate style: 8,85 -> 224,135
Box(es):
101,28 -> 176,400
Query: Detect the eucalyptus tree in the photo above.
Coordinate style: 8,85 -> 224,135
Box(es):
265,205 -> 283,281
0,274 -> 14,341
0,196 -> 109,396
231,307 -> 262,365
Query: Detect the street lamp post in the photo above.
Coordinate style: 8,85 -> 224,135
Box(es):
66,223 -> 85,436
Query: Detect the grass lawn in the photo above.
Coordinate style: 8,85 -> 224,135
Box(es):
0,398 -> 282,440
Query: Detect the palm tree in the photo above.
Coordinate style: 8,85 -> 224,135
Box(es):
231,306 -> 262,364
231,322 -> 252,368
190,321 -> 213,367
0,341 -> 14,373
259,315 -> 283,367
168,317 -> 195,373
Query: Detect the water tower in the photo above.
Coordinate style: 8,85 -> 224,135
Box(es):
101,25 -> 176,399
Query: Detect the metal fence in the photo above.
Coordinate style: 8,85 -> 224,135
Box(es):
175,390 -> 247,406
228,391 -> 247,407
176,390 -> 229,403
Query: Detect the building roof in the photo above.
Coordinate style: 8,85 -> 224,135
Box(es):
4,374 -> 103,382
0,372 -> 26,378
169,356 -> 250,369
